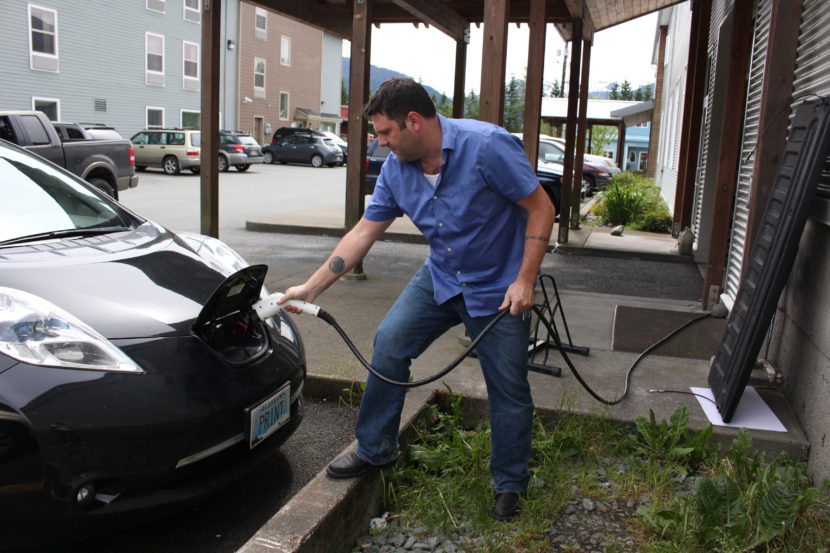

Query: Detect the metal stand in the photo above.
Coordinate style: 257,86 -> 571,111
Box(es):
527,274 -> 590,378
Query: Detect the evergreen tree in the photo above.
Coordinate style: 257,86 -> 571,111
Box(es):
642,84 -> 654,101
549,80 -> 562,98
502,76 -> 525,133
436,93 -> 453,117
619,80 -> 633,100
634,88 -> 643,101
464,89 -> 479,120
608,82 -> 620,100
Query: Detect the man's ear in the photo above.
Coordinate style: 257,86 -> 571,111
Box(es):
406,111 -> 421,131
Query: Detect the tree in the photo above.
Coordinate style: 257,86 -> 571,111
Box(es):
619,80 -> 633,100
608,82 -> 620,100
503,75 -> 526,133
640,84 -> 654,101
436,92 -> 453,117
464,89 -> 479,120
589,125 -> 617,156
548,80 -> 562,98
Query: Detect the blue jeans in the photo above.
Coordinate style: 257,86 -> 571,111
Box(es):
355,264 -> 533,493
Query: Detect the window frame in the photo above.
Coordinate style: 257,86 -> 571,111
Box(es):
182,40 -> 200,89
146,106 -> 165,129
280,35 -> 291,66
255,7 -> 267,40
28,3 -> 59,72
145,32 -> 165,86
254,57 -> 266,98
183,0 -> 200,23
180,109 -> 200,129
31,96 -> 61,122
279,91 -> 289,120
145,0 -> 165,13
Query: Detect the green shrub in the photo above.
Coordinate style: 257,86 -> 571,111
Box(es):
593,173 -> 673,234
637,210 -> 673,233
603,181 -> 645,225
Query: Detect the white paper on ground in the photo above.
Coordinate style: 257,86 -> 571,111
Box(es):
690,386 -> 787,432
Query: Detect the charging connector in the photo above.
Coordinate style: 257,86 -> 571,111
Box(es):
253,292 -> 322,319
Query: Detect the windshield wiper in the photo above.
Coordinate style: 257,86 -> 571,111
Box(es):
0,225 -> 132,247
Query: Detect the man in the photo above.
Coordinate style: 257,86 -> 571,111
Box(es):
279,77 -> 555,520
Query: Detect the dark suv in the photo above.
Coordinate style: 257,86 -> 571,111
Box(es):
218,130 -> 263,172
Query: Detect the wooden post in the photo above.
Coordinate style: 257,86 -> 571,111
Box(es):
452,26 -> 469,119
571,38 -> 591,229
674,0 -> 713,236
702,0 -> 754,309
522,0 -> 546,167
199,0 -> 221,238
345,0 -> 372,278
615,123 -> 626,170
479,0 -> 509,125
558,18 -> 582,243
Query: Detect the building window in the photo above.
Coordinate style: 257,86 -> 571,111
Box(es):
29,4 -> 58,72
254,58 -> 266,98
146,107 -> 164,129
146,0 -> 165,13
146,33 -> 165,86
183,41 -> 199,90
183,0 -> 200,23
279,92 -> 289,120
255,7 -> 267,40
32,97 -> 60,121
321,122 -> 336,133
181,110 -> 200,129
280,36 -> 291,66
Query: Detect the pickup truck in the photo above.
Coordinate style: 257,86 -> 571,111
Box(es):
0,111 -> 138,199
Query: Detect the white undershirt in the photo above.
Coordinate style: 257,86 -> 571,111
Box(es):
423,172 -> 440,188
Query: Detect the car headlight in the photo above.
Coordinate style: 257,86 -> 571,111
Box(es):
597,172 -> 610,177
178,232 -> 248,277
0,287 -> 142,373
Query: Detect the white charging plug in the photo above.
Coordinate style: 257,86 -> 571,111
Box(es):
253,292 -> 321,320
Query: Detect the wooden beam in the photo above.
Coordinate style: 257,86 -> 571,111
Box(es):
257,0 -> 352,39
615,123 -> 626,171
345,0 -> 371,272
522,0 -> 546,168
702,0 -> 754,309
390,0 -> 467,40
452,26 -> 469,118
744,0 -> 803,263
647,25 -> 668,179
479,0 -> 509,125
558,18 -> 582,243
674,0 -> 712,235
571,37 -> 591,229
199,0 -> 221,238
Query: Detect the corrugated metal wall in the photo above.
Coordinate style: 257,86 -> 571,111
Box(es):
791,0 -> 830,197
721,0 -> 773,309
691,0 -> 734,249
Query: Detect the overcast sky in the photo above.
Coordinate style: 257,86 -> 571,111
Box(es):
343,12 -> 659,97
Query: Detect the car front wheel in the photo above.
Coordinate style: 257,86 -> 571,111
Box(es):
163,156 -> 181,175
311,154 -> 324,168
263,151 -> 274,164
218,155 -> 229,172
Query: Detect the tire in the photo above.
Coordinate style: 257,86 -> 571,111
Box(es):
88,177 -> 116,198
190,167 -> 200,174
218,155 -> 229,172
163,156 -> 181,175
263,151 -> 274,164
0,423 -> 29,462
135,165 -> 146,172
311,154 -> 324,168
236,164 -> 250,172
581,175 -> 595,197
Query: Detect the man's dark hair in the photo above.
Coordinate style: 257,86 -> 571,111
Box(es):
363,77 -> 437,128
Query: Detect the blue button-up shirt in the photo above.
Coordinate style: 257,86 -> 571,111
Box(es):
365,115 -> 539,316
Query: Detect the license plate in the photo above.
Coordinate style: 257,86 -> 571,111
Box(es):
247,384 -> 290,448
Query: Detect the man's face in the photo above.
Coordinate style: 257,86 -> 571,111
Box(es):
371,112 -> 421,162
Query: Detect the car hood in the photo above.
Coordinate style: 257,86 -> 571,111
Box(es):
0,222 -> 229,340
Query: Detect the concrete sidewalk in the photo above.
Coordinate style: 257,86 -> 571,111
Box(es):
240,209 -> 808,553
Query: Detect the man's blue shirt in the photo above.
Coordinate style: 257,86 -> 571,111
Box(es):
364,115 -> 539,316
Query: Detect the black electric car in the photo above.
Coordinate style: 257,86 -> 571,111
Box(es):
0,139 -> 305,547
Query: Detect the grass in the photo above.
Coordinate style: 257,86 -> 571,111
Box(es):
371,395 -> 830,553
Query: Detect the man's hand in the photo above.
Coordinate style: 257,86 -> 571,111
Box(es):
278,284 -> 317,314
499,279 -> 535,316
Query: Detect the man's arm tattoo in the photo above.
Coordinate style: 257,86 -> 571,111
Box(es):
328,255 -> 346,274
525,235 -> 550,242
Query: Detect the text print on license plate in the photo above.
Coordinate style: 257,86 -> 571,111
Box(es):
248,384 -> 290,448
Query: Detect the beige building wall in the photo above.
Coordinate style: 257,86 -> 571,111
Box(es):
237,2 -> 322,145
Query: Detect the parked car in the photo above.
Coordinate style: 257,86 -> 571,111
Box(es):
262,132 -> 343,167
0,111 -> 137,199
219,130 -> 264,172
364,137 -> 564,214
318,131 -> 347,164
130,128 -> 202,175
270,126 -> 315,143
542,135 -> 620,193
0,138 -> 305,547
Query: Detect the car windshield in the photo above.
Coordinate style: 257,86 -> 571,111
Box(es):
0,144 -> 129,243
238,136 -> 259,146
322,132 -> 346,145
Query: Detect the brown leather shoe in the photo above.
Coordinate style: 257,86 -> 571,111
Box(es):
325,451 -> 397,479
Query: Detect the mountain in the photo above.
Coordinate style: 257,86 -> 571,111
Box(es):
341,58 -> 449,102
